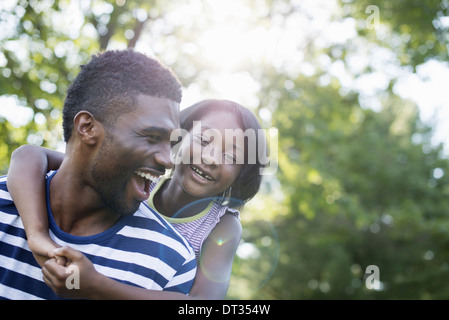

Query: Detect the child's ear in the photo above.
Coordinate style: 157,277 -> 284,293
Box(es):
73,111 -> 104,146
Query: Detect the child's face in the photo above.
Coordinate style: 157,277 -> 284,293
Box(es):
175,110 -> 244,198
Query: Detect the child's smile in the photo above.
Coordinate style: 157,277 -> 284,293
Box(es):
190,164 -> 215,181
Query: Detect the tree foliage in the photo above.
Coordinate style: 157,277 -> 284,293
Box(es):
341,0 -> 449,67
243,71 -> 449,299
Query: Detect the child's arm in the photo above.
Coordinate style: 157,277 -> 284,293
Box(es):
189,213 -> 242,299
7,145 -> 65,266
41,214 -> 241,300
43,246 -> 193,300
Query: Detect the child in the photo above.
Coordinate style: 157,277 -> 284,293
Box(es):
7,99 -> 267,299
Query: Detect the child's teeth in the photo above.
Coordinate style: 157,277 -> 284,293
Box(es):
191,166 -> 213,181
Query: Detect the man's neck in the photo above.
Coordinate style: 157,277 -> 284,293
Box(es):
48,163 -> 121,237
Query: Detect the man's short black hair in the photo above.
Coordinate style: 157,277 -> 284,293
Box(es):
62,49 -> 182,142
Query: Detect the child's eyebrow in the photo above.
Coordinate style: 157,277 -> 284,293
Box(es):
224,139 -> 245,154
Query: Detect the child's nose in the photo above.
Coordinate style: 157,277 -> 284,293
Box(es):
201,147 -> 220,165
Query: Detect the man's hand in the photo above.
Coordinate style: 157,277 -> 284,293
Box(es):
42,246 -> 100,299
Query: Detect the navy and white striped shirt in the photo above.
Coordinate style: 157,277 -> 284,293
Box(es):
0,172 -> 196,300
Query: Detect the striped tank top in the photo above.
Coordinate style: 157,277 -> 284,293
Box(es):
147,177 -> 240,261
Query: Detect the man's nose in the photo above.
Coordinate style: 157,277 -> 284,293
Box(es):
154,143 -> 174,170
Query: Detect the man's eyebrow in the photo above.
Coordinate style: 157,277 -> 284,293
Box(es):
139,126 -> 171,136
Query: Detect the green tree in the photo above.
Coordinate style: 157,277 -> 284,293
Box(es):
245,70 -> 449,299
341,0 -> 449,68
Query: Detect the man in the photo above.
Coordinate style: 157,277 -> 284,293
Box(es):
0,50 -> 196,299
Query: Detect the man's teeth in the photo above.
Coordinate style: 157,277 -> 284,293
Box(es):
191,166 -> 213,181
135,171 -> 158,182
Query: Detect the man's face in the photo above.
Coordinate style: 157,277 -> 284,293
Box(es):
91,94 -> 179,215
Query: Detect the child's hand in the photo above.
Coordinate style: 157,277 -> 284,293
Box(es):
27,232 -> 60,267
42,246 -> 100,300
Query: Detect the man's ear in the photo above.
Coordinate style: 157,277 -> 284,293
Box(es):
73,111 -> 104,146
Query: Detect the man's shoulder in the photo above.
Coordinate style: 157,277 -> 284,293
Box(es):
0,175 -> 8,188
0,175 -> 13,204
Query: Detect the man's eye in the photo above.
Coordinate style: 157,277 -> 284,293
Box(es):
147,136 -> 160,143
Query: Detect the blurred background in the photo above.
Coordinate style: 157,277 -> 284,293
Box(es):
1,0 -> 449,299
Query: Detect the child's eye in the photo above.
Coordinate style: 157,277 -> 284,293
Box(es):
224,153 -> 236,164
193,135 -> 210,146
